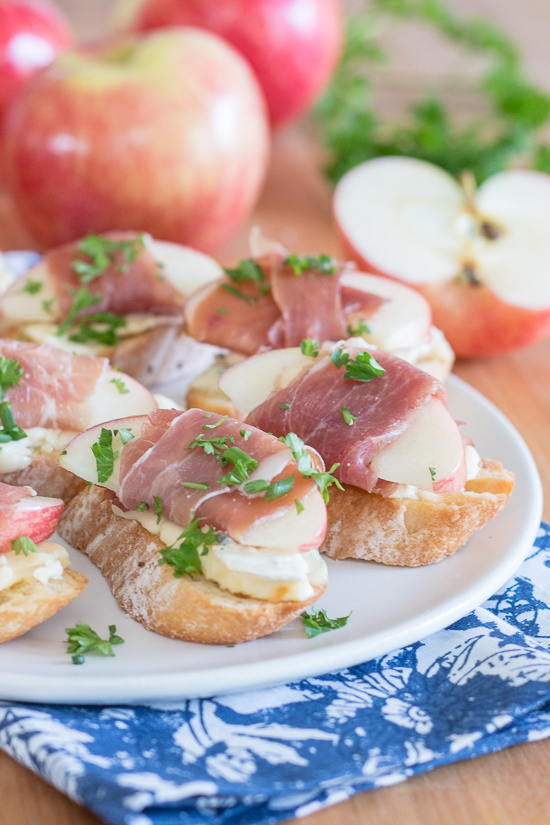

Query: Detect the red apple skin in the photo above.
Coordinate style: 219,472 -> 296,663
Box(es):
338,226 -> 550,358
3,28 -> 270,251
0,496 -> 63,551
0,0 -> 72,127
116,0 -> 343,128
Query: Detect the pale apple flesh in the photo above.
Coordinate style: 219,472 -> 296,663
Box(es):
61,414 -> 327,551
81,366 -> 157,429
334,156 -> 550,357
220,346 -> 467,493
0,494 -> 64,551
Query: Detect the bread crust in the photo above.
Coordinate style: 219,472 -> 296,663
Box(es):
59,486 -> 325,645
187,352 -> 245,417
322,459 -> 515,567
0,568 -> 88,644
0,455 -> 86,503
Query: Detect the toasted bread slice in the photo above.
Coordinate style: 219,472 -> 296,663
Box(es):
0,566 -> 88,644
59,485 -> 325,645
187,352 -> 245,416
322,459 -> 514,567
0,455 -> 86,503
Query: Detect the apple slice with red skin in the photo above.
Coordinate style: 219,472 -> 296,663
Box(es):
334,156 -> 550,357
220,346 -> 467,493
369,396 -> 466,493
0,495 -> 64,551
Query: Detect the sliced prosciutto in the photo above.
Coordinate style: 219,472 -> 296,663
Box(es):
45,231 -> 182,321
246,346 -> 448,494
116,409 -> 326,550
0,340 -> 107,430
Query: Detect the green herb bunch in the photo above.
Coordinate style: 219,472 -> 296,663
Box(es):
316,0 -> 550,184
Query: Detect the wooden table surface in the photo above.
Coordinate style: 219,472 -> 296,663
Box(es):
3,0 -> 550,822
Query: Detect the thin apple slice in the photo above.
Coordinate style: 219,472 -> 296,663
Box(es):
238,484 -> 327,552
144,237 -> 223,297
80,367 -> 156,429
1,260 -> 58,324
60,415 -> 148,492
219,347 -> 314,416
341,269 -> 432,351
0,495 -> 64,551
369,396 -> 466,492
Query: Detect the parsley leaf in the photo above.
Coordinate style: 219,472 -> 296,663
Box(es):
219,446 -> 258,485
330,348 -> 349,369
57,286 -> 102,336
242,475 -> 295,500
347,318 -> 371,337
153,496 -> 163,524
69,311 -> 127,347
158,518 -> 217,579
279,403 -> 291,410
279,432 -> 344,503
295,498 -> 304,515
203,415 -> 228,430
300,337 -> 319,358
91,428 -> 119,484
0,358 -> 26,444
187,433 -> 235,457
115,428 -> 134,445
42,297 -> 55,315
301,605 -> 351,638
429,467 -> 437,481
283,254 -> 337,275
11,536 -> 39,556
65,621 -> 124,664
239,429 -> 252,440
73,233 -> 145,284
19,279 -> 42,295
330,348 -> 385,381
136,502 -> 149,512
341,407 -> 358,425
0,357 -> 23,394
110,377 -> 129,394
222,258 -> 271,300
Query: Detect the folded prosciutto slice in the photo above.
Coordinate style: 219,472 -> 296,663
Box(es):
186,253 -> 395,355
244,344 -> 466,494
63,409 -> 328,552
0,339 -> 156,431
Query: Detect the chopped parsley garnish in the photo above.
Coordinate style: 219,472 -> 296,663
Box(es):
300,337 -> 319,358
279,403 -> 291,410
242,475 -> 295,500
222,258 -> 271,301
219,446 -> 258,485
187,433 -> 235,457
240,429 -> 252,440
180,481 -> 209,490
65,622 -> 124,664
136,502 -> 149,512
19,279 -> 42,295
330,348 -> 385,381
91,428 -> 133,483
217,307 -> 228,314
42,297 -> 55,315
57,286 -> 102,336
110,377 -> 129,394
11,536 -> 39,556
429,467 -> 437,481
341,407 -> 358,426
0,358 -> 26,443
279,432 -> 344,503
153,496 -> 163,524
301,605 -> 351,638
295,498 -> 304,515
158,518 -> 217,579
203,415 -> 228,430
68,311 -> 127,347
72,233 -> 145,284
347,318 -> 371,337
283,254 -> 337,275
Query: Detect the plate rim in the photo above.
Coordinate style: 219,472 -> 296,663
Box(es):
0,374 -> 543,705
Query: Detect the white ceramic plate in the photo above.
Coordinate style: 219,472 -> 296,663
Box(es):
0,375 -> 542,705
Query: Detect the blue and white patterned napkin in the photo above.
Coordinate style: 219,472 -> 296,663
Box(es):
2,524 -> 550,825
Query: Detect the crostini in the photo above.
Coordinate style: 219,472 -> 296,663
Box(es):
0,481 -> 87,643
59,409 -> 329,644
219,339 -> 514,566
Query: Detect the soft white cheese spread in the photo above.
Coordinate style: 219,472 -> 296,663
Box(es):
0,428 -> 77,474
0,541 -> 68,592
112,505 -> 327,602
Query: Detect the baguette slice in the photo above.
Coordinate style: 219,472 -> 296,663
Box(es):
0,562 -> 88,644
0,455 -> 86,503
59,486 -> 325,645
322,459 -> 514,567
187,352 -> 245,416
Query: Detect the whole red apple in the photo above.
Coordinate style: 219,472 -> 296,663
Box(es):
334,156 -> 550,357
3,27 -> 270,251
0,0 -> 71,166
114,0 -> 343,128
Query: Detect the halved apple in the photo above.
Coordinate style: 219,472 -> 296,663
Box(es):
334,156 -> 550,356
218,347 -> 313,416
60,415 -> 149,492
369,396 -> 466,492
0,495 -> 64,551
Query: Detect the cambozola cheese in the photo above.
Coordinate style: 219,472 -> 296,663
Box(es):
0,542 -> 69,592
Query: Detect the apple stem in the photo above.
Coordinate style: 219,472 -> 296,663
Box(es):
458,263 -> 482,287
459,169 -> 502,241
